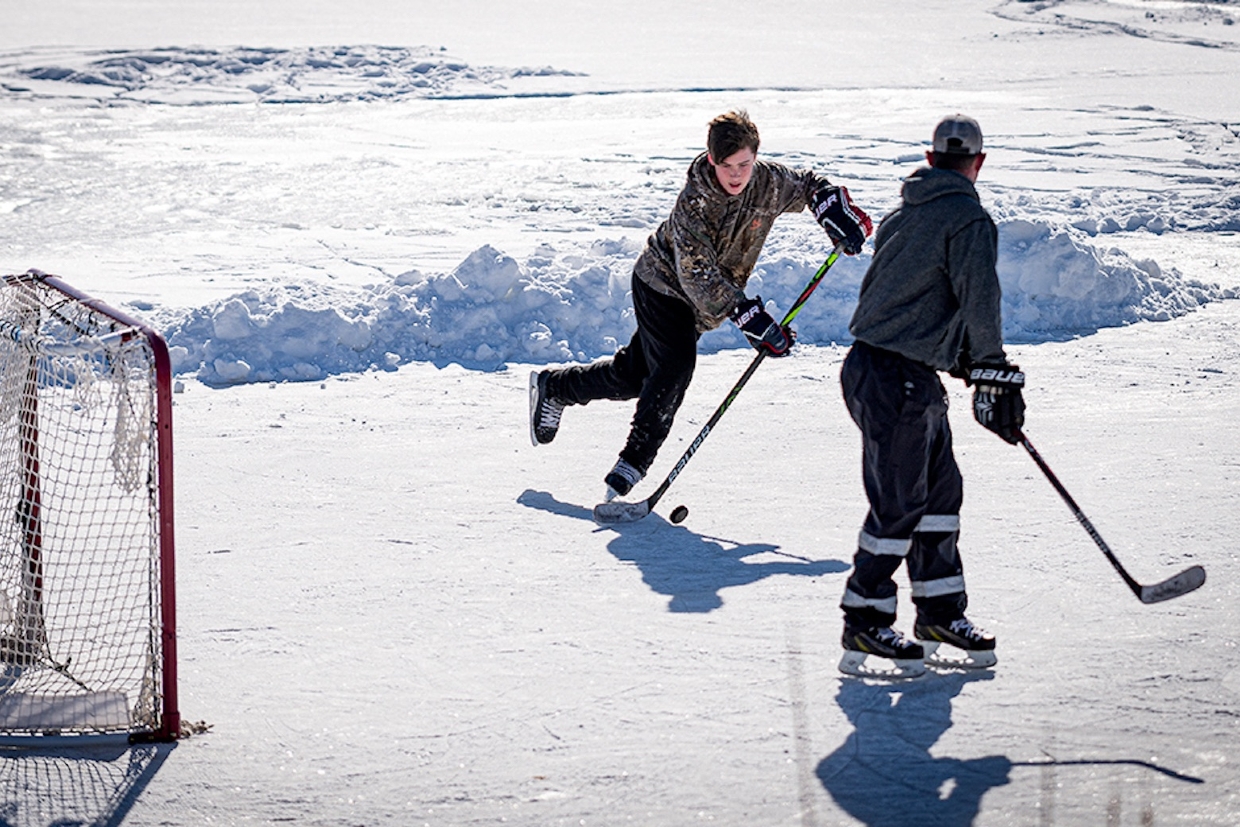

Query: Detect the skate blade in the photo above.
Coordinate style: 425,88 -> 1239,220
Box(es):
527,371 -> 539,447
921,641 -> 997,670
838,650 -> 926,680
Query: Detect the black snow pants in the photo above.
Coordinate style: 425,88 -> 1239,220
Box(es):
549,274 -> 699,474
839,340 -> 969,634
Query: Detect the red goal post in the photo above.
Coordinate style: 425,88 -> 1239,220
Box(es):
0,270 -> 178,742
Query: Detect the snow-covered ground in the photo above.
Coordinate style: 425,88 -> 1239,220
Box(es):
1,1 -> 1239,824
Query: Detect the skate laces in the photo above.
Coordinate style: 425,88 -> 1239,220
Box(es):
875,627 -> 913,647
607,459 -> 643,489
948,617 -> 988,641
538,396 -> 565,429
604,459 -> 644,501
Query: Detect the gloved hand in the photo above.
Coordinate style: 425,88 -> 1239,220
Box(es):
810,184 -> 873,255
731,296 -> 794,357
969,364 -> 1026,444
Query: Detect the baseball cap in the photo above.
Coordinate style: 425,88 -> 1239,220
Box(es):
932,115 -> 983,156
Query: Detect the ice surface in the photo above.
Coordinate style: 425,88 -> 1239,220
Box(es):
0,1 -> 1238,825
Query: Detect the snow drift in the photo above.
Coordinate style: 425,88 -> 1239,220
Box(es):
0,44 -> 583,103
163,221 -> 1235,386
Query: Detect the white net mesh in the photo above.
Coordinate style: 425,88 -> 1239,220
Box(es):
0,276 -> 168,735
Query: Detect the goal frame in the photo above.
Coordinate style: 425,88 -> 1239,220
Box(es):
0,270 -> 179,742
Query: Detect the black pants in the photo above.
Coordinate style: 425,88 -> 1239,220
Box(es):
549,275 -> 699,474
839,341 -> 968,633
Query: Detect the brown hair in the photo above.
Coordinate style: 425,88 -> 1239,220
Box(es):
707,110 -> 760,162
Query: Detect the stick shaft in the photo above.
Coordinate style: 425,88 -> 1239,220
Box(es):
1020,433 -> 1144,597
641,245 -> 843,511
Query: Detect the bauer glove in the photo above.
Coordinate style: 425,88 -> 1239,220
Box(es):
731,296 -> 794,357
810,184 -> 873,255
970,364 -> 1026,444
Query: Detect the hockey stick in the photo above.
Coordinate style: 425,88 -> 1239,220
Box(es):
593,244 -> 845,524
1019,432 -> 1205,604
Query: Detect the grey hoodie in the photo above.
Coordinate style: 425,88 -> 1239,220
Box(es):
849,166 -> 1006,372
634,153 -> 825,332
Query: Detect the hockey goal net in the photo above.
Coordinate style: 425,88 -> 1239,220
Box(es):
0,271 -> 178,741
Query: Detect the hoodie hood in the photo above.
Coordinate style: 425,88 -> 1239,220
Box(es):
686,152 -> 730,201
900,166 -> 980,208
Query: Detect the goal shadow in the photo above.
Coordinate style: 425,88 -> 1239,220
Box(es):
0,735 -> 174,827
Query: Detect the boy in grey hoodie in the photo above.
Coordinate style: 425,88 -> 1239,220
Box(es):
838,115 -> 1026,679
529,110 -> 872,501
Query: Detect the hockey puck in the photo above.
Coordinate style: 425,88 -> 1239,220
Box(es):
669,505 -> 689,524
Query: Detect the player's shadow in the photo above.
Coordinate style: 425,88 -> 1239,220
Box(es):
817,671 -> 1009,827
517,489 -> 848,612
0,735 -> 174,827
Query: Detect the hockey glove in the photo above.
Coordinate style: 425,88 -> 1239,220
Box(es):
731,296 -> 794,357
810,184 -> 873,255
970,364 -> 1026,445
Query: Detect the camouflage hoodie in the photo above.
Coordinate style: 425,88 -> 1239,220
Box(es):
848,166 -> 1006,373
633,152 -> 825,332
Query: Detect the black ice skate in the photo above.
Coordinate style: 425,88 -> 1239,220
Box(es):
603,459 -> 643,502
914,617 -> 997,670
838,626 -> 926,679
529,370 -> 566,446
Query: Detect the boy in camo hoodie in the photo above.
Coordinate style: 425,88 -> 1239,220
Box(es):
529,110 -> 872,500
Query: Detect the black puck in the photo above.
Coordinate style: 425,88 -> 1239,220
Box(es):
669,504 -> 689,524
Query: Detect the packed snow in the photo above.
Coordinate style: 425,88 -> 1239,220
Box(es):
1,0 -> 1239,825
0,44 -> 587,105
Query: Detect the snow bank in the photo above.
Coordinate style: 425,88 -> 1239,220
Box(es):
162,222 -> 1235,386
997,220 -> 1232,340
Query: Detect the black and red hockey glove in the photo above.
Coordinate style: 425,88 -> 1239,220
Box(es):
810,184 -> 873,255
731,297 -> 794,357
969,363 -> 1026,444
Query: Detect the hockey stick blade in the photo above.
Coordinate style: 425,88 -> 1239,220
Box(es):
592,499 -> 652,524
1138,565 -> 1206,604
